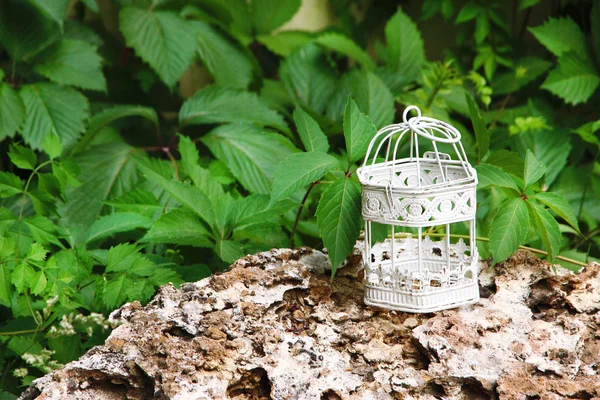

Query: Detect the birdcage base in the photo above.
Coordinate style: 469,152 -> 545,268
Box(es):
364,280 -> 479,313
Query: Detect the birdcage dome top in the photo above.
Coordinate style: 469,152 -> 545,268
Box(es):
356,105 -> 477,195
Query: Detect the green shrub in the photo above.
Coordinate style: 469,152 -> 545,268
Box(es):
0,0 -> 598,395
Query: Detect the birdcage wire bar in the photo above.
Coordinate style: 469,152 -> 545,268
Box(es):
357,106 -> 480,313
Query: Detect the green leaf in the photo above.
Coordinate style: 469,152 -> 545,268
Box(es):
104,188 -> 162,218
492,57 -> 552,95
178,135 -> 225,201
475,164 -> 520,192
233,194 -> 296,227
11,262 -> 34,293
30,270 -> 47,296
58,143 -> 139,245
22,215 -> 59,245
343,98 -> 377,164
465,93 -> 490,163
484,150 -> 524,178
524,149 -> 546,188
0,1 -> 60,61
251,0 -> 301,34
73,105 -> 158,155
119,7 -> 197,87
85,212 -> 152,243
106,243 -> 152,274
213,193 -> 236,237
0,172 -> 23,198
179,85 -> 288,132
280,43 -> 338,114
315,32 -> 376,70
202,124 -> 297,194
32,39 -> 106,92
138,164 -> 215,227
102,274 -> 132,309
533,192 -> 580,234
256,31 -> 313,57
527,201 -> 561,262
383,6 -> 425,85
327,70 -> 395,128
519,0 -> 540,10
142,208 -> 213,247
126,279 -> 155,302
541,53 -> 600,105
316,178 -> 362,274
571,120 -> 600,146
19,82 -> 89,150
26,243 -> 47,261
216,239 -> 244,263
8,144 -> 36,170
149,268 -> 182,286
27,0 -> 68,29
293,107 -> 329,153
529,17 -> 588,58
0,264 -> 13,306
42,133 -> 62,160
489,198 -> 529,263
270,152 -> 339,206
455,2 -> 481,23
0,83 -> 25,141
191,20 -> 253,89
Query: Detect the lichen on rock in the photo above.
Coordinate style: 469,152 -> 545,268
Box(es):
20,248 -> 600,400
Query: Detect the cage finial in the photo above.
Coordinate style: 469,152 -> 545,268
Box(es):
402,105 -> 421,124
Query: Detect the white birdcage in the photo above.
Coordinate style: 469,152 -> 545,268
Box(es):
357,106 -> 480,313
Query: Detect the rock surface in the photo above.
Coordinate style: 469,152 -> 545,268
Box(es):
20,248 -> 600,400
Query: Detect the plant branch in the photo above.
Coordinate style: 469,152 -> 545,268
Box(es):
289,181 -> 319,247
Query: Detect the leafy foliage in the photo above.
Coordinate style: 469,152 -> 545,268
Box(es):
0,0 -> 599,396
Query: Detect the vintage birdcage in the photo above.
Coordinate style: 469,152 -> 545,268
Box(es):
357,106 -> 480,313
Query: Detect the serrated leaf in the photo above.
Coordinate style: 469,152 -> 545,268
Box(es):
251,0 -> 301,34
315,32 -> 376,70
120,8 -> 197,87
30,270 -> 47,296
475,164 -> 521,192
33,39 -> 106,91
26,243 -> 46,262
293,108 -> 329,153
85,212 -> 152,243
280,43 -> 337,114
8,144 -> 36,170
138,164 -> 215,227
149,268 -> 182,286
102,274 -> 131,309
177,134 -> 224,201
484,150 -> 524,177
180,85 -> 287,132
106,243 -> 151,274
27,0 -> 68,29
104,189 -> 162,218
270,152 -> 339,206
0,1 -> 60,61
465,93 -> 490,163
316,178 -> 361,274
541,53 -> 600,105
524,149 -> 546,188
571,120 -> 600,146
58,142 -> 139,245
19,82 -> 89,150
0,83 -> 25,141
143,208 -> 213,247
22,215 -> 59,245
383,6 -> 425,85
233,194 -> 296,227
73,105 -> 158,155
256,31 -> 313,57
527,201 -> 561,262
216,239 -> 244,263
0,264 -> 12,306
489,198 -> 529,263
529,17 -> 588,58
126,279 -> 155,302
191,20 -> 253,89
327,69 -> 394,128
533,192 -> 580,234
42,133 -> 62,160
344,98 -> 377,164
202,124 -> 297,194
11,262 -> 34,293
0,172 -> 23,198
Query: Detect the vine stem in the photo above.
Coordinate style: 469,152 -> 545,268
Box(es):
357,232 -> 587,267
289,181 -> 319,247
0,329 -> 40,336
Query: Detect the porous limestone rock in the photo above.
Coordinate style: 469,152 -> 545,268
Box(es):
20,249 -> 600,400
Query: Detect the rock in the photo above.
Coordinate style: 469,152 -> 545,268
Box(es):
20,249 -> 600,400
